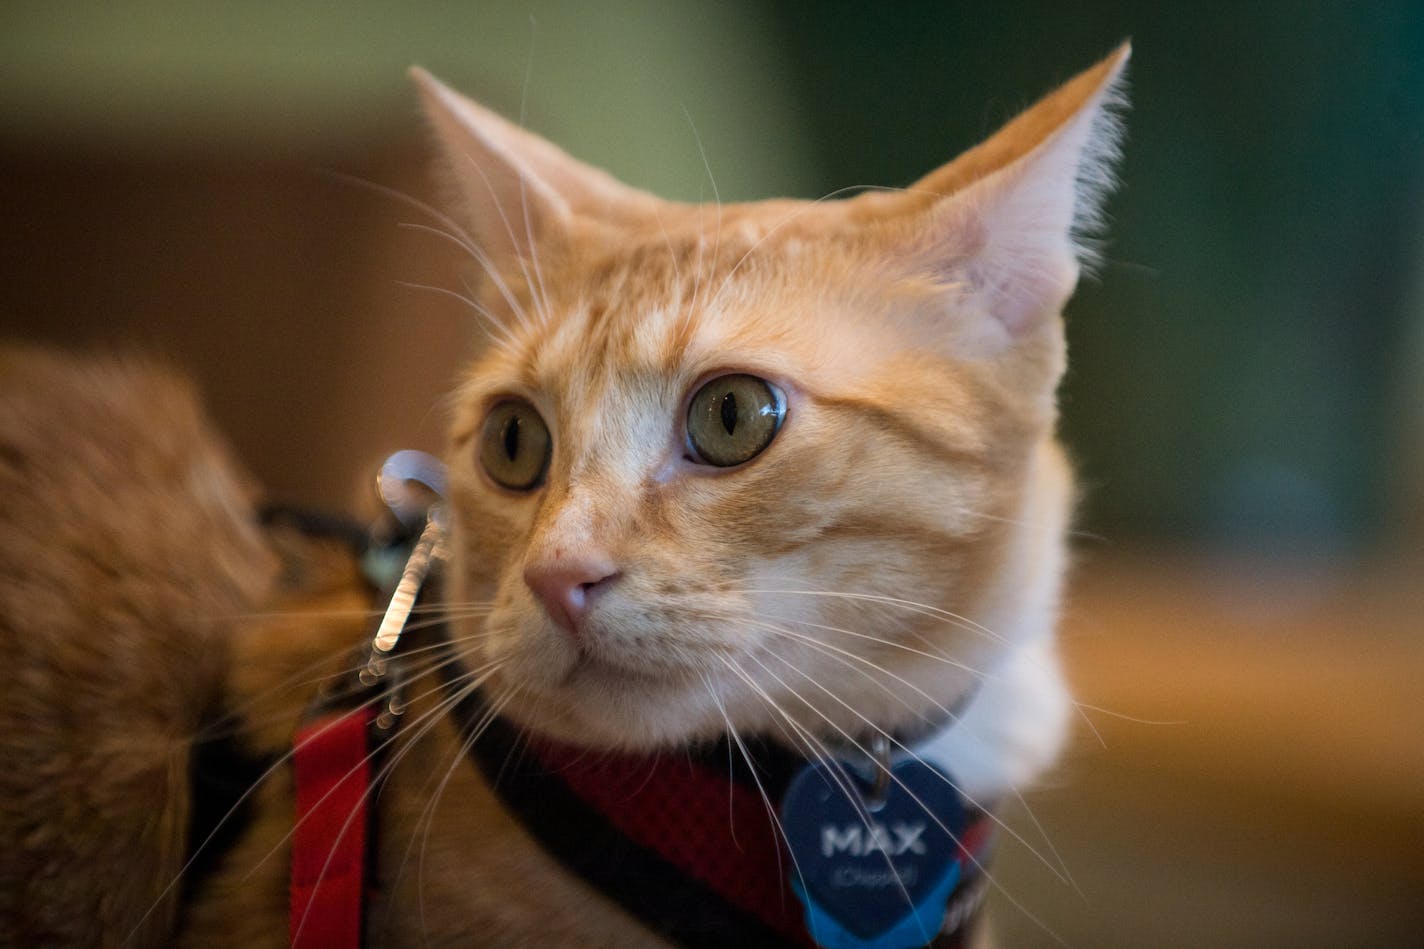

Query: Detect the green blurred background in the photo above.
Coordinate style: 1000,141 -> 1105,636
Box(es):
3,2 -> 1421,946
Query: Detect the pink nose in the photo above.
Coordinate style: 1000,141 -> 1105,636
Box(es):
523,554 -> 619,640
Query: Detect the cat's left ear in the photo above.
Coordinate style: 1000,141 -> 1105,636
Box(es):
886,44 -> 1129,351
410,68 -> 659,266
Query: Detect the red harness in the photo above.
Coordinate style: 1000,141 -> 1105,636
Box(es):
289,706 -> 376,948
289,695 -> 994,948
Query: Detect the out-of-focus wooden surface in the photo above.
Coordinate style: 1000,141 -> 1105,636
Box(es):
992,553 -> 1424,948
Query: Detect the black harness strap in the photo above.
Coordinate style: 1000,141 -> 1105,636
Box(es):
442,680 -> 805,948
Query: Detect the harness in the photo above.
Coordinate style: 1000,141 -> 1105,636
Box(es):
200,452 -> 997,948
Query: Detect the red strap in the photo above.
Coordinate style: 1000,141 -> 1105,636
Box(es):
537,740 -> 998,945
290,707 -> 373,949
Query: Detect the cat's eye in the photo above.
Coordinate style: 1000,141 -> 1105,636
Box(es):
479,399 -> 552,490
685,374 -> 785,468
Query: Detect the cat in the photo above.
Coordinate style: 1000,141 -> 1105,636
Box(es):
0,43 -> 1128,948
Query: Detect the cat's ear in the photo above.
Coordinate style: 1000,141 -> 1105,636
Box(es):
886,43 -> 1129,350
409,68 -> 658,266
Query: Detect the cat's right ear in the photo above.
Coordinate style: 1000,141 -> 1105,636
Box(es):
410,68 -> 657,267
870,45 -> 1129,359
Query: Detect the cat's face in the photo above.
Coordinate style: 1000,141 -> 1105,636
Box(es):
419,49 -> 1126,751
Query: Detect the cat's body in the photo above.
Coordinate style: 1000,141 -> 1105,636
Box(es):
1,46 -> 1127,947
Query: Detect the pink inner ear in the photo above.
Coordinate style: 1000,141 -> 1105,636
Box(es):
977,251 -> 1079,338
915,193 -> 1078,345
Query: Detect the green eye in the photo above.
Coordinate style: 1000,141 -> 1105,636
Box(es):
479,399 -> 551,490
686,374 -> 785,467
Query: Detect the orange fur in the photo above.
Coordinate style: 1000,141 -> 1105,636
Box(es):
431,45 -> 1128,756
1,46 -> 1127,946
0,349 -> 276,946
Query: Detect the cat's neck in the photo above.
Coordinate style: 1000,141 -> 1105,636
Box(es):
916,438 -> 1074,802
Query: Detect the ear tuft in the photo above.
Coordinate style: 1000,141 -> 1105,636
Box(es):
1063,43 -> 1131,273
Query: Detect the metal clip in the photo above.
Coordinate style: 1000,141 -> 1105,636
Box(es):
336,450 -> 449,740
360,511 -> 444,680
866,734 -> 893,810
378,449 -> 447,529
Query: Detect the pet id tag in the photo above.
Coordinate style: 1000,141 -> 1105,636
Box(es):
780,756 -> 968,949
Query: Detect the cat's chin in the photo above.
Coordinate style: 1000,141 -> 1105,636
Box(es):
562,650 -> 698,689
485,662 -> 725,752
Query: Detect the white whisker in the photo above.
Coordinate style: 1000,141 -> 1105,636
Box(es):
743,650 -> 1073,944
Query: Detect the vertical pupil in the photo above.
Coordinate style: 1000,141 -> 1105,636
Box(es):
502,414 -> 520,461
720,390 -> 739,436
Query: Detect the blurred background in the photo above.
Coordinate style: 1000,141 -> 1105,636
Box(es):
2,1 -> 1420,945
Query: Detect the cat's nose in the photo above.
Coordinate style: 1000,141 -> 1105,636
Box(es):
523,553 -> 619,641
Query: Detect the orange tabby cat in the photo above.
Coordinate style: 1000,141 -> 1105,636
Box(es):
1,45 -> 1127,947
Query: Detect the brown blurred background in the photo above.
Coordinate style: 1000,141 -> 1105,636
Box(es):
3,2 -> 1421,946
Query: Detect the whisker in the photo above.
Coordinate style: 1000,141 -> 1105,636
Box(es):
1071,702 -> 1186,728
682,105 -> 723,321
743,650 -> 1074,943
749,620 -> 1078,890
738,617 -> 971,734
322,169 -> 534,335
457,154 -> 550,332
737,587 -> 1009,648
204,623 -> 496,740
715,655 -> 923,927
292,659 -> 510,945
126,643 -> 481,944
761,611 -> 990,679
1006,785 -> 1082,898
398,279 -> 520,349
412,682 -> 521,924
697,670 -> 801,905
319,169 -> 476,248
511,18 -> 555,327
238,647 -> 503,881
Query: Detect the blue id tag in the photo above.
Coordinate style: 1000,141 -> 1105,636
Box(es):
779,757 -> 968,949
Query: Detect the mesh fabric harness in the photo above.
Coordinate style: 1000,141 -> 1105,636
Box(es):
442,678 -> 995,948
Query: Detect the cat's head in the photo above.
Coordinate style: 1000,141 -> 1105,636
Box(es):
414,47 -> 1127,752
